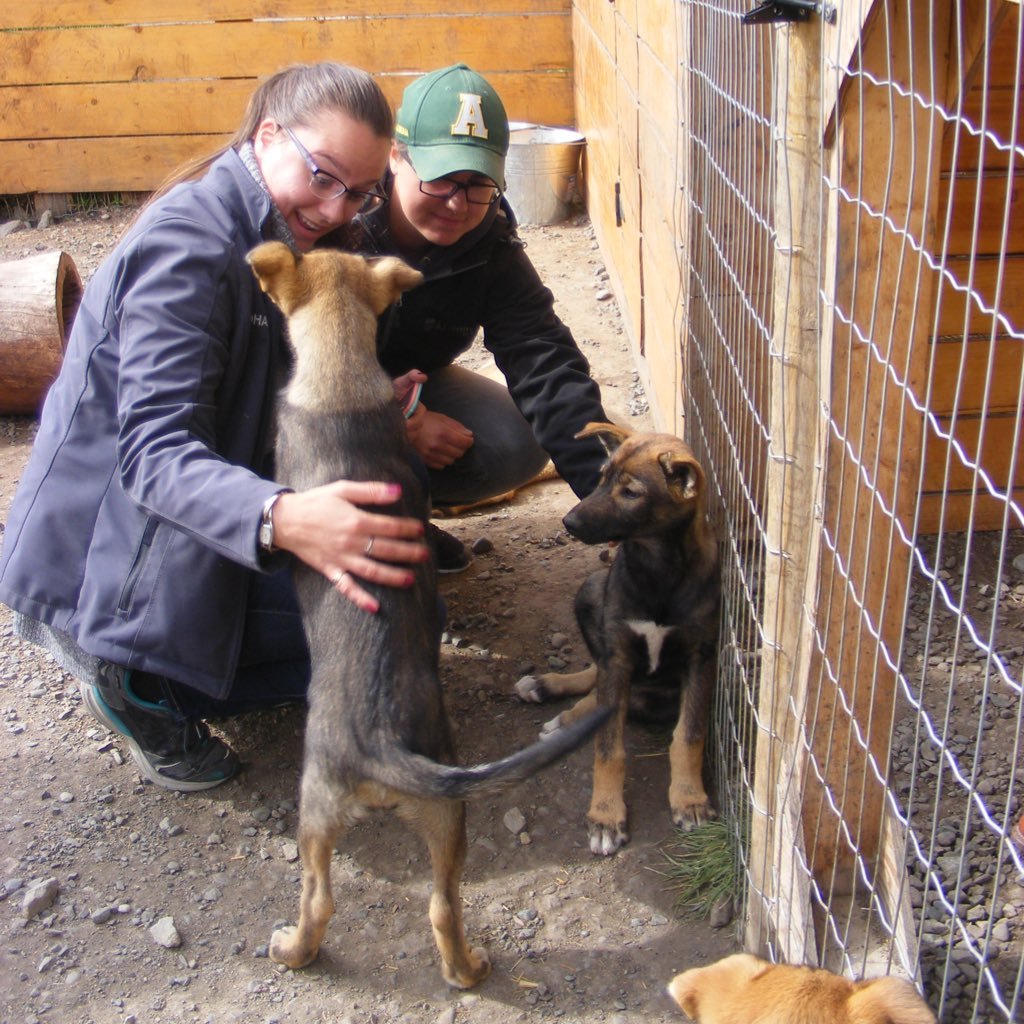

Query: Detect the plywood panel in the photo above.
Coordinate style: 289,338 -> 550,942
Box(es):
642,232 -> 684,431
574,0 -> 615,54
574,9 -> 620,256
636,0 -> 679,70
3,18 -> 572,87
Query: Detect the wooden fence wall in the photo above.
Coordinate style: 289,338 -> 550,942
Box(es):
0,1 -> 575,197
572,0 -> 686,436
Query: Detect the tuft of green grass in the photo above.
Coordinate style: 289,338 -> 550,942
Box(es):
656,819 -> 739,920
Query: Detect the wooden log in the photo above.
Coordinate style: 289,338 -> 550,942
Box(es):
0,250 -> 82,414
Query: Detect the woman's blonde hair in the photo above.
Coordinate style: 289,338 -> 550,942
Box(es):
146,62 -> 393,206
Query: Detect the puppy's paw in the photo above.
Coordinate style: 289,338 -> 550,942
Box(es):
538,713 -> 565,741
514,674 -> 549,703
444,946 -> 492,989
671,798 -> 717,833
587,817 -> 630,856
269,925 -> 319,969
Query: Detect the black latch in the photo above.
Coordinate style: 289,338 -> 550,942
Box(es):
742,0 -> 835,24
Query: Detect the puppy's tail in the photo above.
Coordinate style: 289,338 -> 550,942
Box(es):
375,706 -> 612,801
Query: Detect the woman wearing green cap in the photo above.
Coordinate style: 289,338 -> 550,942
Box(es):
339,64 -> 612,571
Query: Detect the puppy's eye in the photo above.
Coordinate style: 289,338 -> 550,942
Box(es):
620,482 -> 645,500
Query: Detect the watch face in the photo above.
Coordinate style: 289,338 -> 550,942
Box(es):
259,520 -> 273,550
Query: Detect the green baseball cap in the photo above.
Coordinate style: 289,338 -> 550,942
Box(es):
395,64 -> 509,188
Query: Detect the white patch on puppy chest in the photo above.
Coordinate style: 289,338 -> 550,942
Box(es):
626,620 -> 673,674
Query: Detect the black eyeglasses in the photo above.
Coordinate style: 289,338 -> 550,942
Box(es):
418,176 -> 502,206
282,126 -> 387,211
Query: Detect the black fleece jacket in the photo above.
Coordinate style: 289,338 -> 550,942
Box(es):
334,183 -> 611,498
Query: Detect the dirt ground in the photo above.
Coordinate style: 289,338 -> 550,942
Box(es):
0,206 -> 736,1024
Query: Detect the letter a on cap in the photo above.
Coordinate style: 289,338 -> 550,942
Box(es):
450,93 -> 489,139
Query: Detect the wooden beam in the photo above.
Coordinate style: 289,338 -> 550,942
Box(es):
746,16 -> 822,961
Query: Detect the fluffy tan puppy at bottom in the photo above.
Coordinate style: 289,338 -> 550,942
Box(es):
667,953 -> 936,1024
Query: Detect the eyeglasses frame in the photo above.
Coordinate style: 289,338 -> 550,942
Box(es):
281,126 -> 387,209
416,175 -> 502,206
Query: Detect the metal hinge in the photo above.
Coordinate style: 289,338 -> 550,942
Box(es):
742,0 -> 836,24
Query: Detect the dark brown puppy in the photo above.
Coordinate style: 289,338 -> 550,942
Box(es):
667,953 -> 937,1024
515,422 -> 719,856
248,242 -> 608,989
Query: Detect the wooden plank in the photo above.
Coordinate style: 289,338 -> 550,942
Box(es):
929,334 -> 1024,416
0,136 -> 228,193
821,0 -> 876,139
916,491 -> 1024,533
747,15 -> 822,957
3,17 -> 572,87
933,255 -> 1024,339
921,414 -> 1024,494
942,87 -> 1024,174
0,73 -> 575,141
946,0 -> 1015,110
938,170 -> 1024,258
0,0 -> 571,30
0,81 -> 257,140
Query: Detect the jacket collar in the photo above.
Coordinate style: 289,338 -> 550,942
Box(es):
203,147 -> 277,243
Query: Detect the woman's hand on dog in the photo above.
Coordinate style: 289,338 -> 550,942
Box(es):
270,482 -> 428,613
405,403 -> 475,469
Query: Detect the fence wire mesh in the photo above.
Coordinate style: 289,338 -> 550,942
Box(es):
680,1 -> 1024,1020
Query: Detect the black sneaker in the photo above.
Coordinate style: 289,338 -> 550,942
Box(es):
80,664 -> 240,792
428,522 -> 473,574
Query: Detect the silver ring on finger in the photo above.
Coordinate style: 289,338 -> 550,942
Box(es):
365,537 -> 375,557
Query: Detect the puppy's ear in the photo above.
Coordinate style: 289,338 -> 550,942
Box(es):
659,452 -> 704,500
848,977 -> 936,1024
666,971 -> 701,1020
248,240 -> 303,311
366,257 -> 424,314
575,420 -> 632,454
246,243 -> 296,296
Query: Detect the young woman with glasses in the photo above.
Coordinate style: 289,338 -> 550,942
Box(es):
338,65 -> 612,574
0,62 -> 430,792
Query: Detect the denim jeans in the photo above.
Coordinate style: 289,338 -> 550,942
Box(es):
421,365 -> 550,507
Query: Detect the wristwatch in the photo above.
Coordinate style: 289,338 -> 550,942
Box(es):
258,490 -> 292,553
